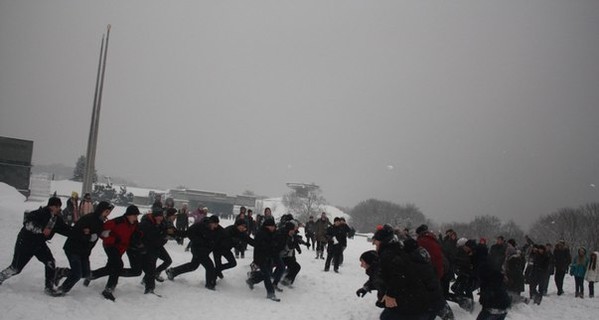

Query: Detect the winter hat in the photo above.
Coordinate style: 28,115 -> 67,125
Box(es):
71,191 -> 79,198
373,224 -> 395,243
479,237 -> 487,245
95,201 -> 114,214
47,197 -> 62,208
165,208 -> 177,218
124,205 -> 141,216
284,221 -> 296,231
152,208 -> 164,217
457,237 -> 468,247
263,218 -> 276,227
234,218 -> 247,227
208,215 -> 220,224
415,224 -> 428,235
360,250 -> 379,266
465,239 -> 477,249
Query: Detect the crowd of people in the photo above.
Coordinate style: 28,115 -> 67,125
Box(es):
0,195 -> 597,320
355,224 -> 599,320
0,196 -> 354,303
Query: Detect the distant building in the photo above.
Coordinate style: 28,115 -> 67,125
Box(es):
0,136 -> 33,197
166,188 -> 256,216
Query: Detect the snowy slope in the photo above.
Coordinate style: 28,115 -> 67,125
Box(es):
0,183 -> 595,320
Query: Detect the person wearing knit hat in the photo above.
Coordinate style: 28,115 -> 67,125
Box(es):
53,201 -> 114,296
0,196 -> 70,295
415,224 -> 428,235
356,250 -> 380,300
246,215 -> 281,301
166,212 -> 221,291
86,204 -> 141,301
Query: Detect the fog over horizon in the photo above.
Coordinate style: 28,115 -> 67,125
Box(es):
1,1 -> 598,229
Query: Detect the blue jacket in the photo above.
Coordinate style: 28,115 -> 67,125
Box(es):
570,248 -> 589,278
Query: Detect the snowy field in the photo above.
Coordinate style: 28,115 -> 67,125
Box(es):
0,183 -> 595,320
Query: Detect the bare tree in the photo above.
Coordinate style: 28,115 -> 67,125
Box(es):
282,186 -> 327,221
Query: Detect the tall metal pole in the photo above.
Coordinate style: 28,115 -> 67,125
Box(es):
82,25 -> 111,196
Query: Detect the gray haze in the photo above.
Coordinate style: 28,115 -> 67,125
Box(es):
1,1 -> 598,228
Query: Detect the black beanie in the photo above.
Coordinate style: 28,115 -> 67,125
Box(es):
208,215 -> 219,224
360,250 -> 379,266
373,224 -> 395,243
263,218 -> 276,227
47,196 -> 62,207
415,224 -> 428,235
95,201 -> 114,214
124,205 -> 141,216
234,218 -> 247,227
152,208 -> 164,217
165,208 -> 177,217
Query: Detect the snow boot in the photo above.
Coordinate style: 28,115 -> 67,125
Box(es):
273,284 -> 283,292
165,268 -> 175,281
53,267 -> 69,287
266,293 -> 280,302
155,273 -> 165,282
44,287 -> 57,296
102,288 -> 116,301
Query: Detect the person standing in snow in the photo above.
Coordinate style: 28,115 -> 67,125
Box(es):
314,212 -> 331,260
527,244 -> 550,304
585,251 -> 598,298
304,216 -> 316,250
488,236 -> 507,272
79,193 -> 94,216
63,191 -> 80,226
570,247 -> 589,298
476,255 -> 511,320
0,197 -> 70,295
553,240 -> 571,296
324,217 -> 350,273
52,201 -> 114,296
503,239 -> 528,304
234,207 -> 249,259
175,203 -> 189,245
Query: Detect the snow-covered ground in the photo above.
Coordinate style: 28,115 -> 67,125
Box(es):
0,182 -> 595,320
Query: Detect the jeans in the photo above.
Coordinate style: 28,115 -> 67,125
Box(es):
60,253 -> 90,292
575,276 -> 584,295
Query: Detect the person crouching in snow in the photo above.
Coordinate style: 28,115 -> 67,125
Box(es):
356,250 -> 384,307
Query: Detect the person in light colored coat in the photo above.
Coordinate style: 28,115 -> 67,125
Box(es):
585,251 -> 598,298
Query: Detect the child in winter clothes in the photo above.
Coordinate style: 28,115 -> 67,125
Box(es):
570,247 -> 589,298
585,252 -> 598,298
356,250 -> 384,307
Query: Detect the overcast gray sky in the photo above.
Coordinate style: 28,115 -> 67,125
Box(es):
1,1 -> 598,227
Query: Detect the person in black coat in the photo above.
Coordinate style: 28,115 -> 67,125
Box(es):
553,240 -> 572,296
53,201 -> 113,296
504,240 -> 527,304
476,257 -> 511,320
246,218 -> 281,301
138,210 -> 169,294
166,215 -> 219,290
372,224 -> 435,320
214,218 -> 254,278
0,197 -> 70,295
324,217 -> 350,273
356,250 -> 384,307
527,244 -> 550,305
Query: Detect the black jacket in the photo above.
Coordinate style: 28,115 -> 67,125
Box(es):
553,246 -> 572,272
478,258 -> 511,310
63,211 -> 104,256
253,226 -> 279,265
186,220 -> 217,252
139,214 -> 168,254
21,206 -> 70,244
217,225 -> 255,251
326,224 -> 351,247
376,240 -> 433,315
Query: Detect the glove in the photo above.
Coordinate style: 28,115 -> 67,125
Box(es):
356,288 -> 368,297
297,247 -> 302,254
90,234 -> 98,242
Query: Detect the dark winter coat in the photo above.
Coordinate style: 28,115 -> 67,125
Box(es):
442,236 -> 458,274
21,206 -> 70,244
478,258 -> 511,310
505,250 -> 526,293
553,245 -> 572,273
186,220 -> 218,252
326,223 -> 351,248
175,208 -> 189,229
217,225 -> 254,251
253,226 -> 280,265
376,240 -> 434,315
489,243 -> 507,271
304,220 -> 316,236
526,251 -> 550,284
314,218 -> 331,242
101,216 -> 140,255
63,210 -> 104,256
139,214 -> 167,255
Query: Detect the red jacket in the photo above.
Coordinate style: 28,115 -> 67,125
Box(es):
417,232 -> 444,279
101,216 -> 139,255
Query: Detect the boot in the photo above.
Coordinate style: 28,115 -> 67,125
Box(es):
165,268 -> 175,281
102,288 -> 116,301
266,293 -> 281,302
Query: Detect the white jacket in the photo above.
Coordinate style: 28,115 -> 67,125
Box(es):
585,252 -> 599,282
